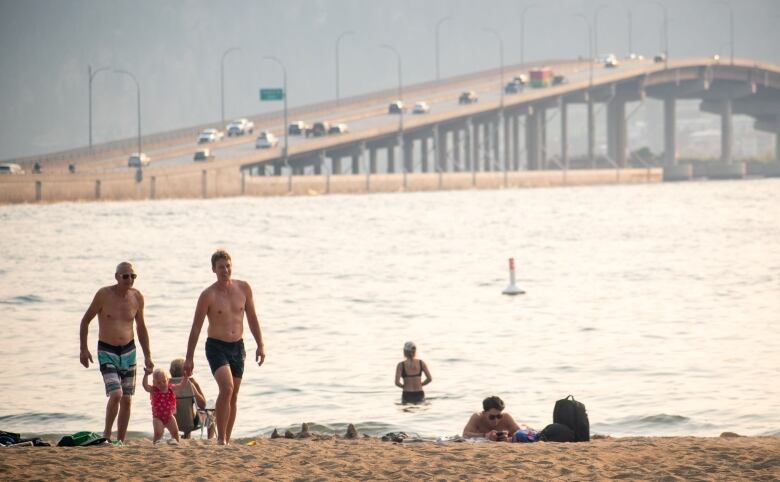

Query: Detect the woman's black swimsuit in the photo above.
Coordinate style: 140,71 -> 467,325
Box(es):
401,360 -> 425,404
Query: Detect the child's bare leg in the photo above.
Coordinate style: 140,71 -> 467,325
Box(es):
152,418 -> 165,443
165,417 -> 181,442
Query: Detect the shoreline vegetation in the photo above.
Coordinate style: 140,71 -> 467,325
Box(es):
1,433 -> 778,480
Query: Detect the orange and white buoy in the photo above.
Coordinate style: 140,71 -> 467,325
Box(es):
502,257 -> 525,295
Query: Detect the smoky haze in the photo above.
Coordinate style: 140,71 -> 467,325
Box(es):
0,0 -> 778,160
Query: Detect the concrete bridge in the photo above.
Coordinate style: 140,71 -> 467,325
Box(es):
3,57 -> 780,204
236,57 -> 780,183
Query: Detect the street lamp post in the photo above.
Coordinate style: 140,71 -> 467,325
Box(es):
113,69 -> 142,155
594,4 -> 609,60
378,44 -> 404,185
645,1 -> 669,68
520,4 -> 540,66
88,64 -> 111,150
483,27 -> 504,109
627,9 -> 633,56
221,47 -> 240,129
335,30 -> 355,107
711,0 -> 734,65
262,56 -> 289,172
435,16 -> 452,81
572,14 -> 593,86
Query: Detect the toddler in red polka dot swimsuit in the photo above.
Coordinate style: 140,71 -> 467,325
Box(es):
142,367 -> 189,444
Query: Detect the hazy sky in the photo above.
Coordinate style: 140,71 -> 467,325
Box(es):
1,0 -> 778,159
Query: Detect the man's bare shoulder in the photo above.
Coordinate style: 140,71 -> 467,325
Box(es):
130,287 -> 143,302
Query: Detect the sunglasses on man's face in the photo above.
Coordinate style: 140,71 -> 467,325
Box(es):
488,413 -> 503,421
120,273 -> 137,280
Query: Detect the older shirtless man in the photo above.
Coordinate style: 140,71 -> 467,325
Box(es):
79,262 -> 153,443
184,250 -> 265,445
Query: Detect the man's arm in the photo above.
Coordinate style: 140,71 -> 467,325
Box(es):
184,290 -> 209,376
141,369 -> 153,393
134,291 -> 154,372
242,281 -> 265,366
502,412 -> 521,434
189,378 -> 207,409
463,413 -> 488,438
79,290 -> 102,368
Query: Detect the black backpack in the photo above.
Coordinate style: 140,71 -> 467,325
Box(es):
538,423 -> 575,442
552,395 -> 590,442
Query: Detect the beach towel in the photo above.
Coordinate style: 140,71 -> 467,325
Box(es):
57,431 -> 108,447
0,430 -> 51,447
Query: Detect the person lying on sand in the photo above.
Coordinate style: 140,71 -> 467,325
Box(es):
462,395 -> 521,442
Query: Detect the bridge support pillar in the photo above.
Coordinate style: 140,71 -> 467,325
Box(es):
465,119 -> 473,172
420,136 -> 430,172
513,114 -> 521,170
721,98 -> 733,164
369,147 -> 378,173
526,107 -> 542,170
560,101 -> 568,169
663,96 -> 677,167
403,138 -> 414,173
387,144 -> 396,173
274,162 -> 282,176
453,128 -> 462,171
607,98 -> 627,167
351,151 -> 360,174
332,156 -> 342,175
776,116 -> 780,162
503,113 -> 511,172
587,95 -> 595,167
492,116 -> 500,171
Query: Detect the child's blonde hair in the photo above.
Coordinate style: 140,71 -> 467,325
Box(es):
153,368 -> 169,383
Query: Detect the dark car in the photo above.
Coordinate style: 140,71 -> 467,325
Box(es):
288,121 -> 310,136
553,75 -> 566,85
654,53 -> 666,63
388,100 -> 405,114
306,121 -> 331,137
458,91 -> 478,104
505,81 -> 522,94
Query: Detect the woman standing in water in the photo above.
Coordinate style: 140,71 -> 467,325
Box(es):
394,341 -> 432,403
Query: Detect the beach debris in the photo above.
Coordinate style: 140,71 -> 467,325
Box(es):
381,432 -> 409,443
296,423 -> 311,439
270,429 -> 281,439
720,432 -> 743,438
284,430 -> 295,439
345,424 -> 358,439
502,257 -> 526,296
246,440 -> 257,446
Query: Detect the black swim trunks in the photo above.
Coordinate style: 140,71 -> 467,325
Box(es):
402,391 -> 425,404
205,338 -> 246,379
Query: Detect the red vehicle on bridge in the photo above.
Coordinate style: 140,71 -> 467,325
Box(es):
529,67 -> 553,88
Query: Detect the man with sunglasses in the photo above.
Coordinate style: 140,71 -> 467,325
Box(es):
79,261 -> 154,444
462,395 -> 521,441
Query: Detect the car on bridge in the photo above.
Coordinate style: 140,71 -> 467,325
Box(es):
654,53 -> 666,63
328,123 -> 349,134
197,128 -> 224,144
412,102 -> 430,114
604,54 -> 619,68
0,163 -> 24,175
388,100 -> 405,114
255,131 -> 279,148
193,148 -> 215,162
226,118 -> 255,136
127,153 -> 151,168
458,91 -> 478,104
307,121 -> 331,137
288,121 -> 310,136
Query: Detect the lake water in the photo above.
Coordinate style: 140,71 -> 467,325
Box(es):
1,179 -> 779,438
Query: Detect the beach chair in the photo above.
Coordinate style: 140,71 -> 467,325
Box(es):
171,377 -> 214,439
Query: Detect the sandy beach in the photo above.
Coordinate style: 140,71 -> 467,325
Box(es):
2,435 -> 778,481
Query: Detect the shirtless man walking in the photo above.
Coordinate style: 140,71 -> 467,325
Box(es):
184,250 -> 265,445
79,262 -> 153,443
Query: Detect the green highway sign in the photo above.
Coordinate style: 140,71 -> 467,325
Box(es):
260,88 -> 284,101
